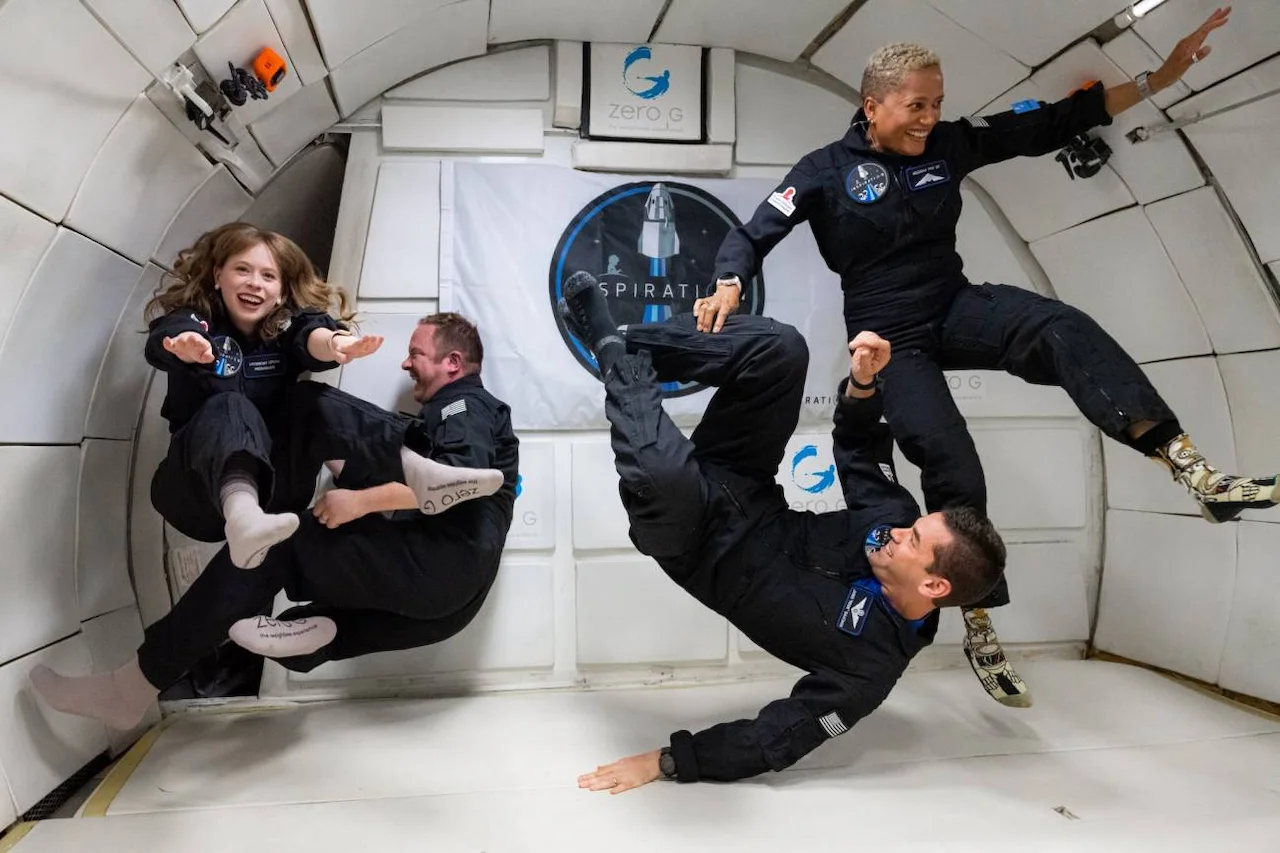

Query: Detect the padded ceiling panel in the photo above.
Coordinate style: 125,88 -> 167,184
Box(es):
154,166 -> 253,269
1029,41 -> 1202,205
304,0 -> 452,69
923,0 -> 1123,67
812,0 -> 1029,119
1146,187 -> 1280,355
1030,206 -> 1211,364
387,46 -> 551,102
488,0 -> 666,44
1169,54 -> 1280,266
1101,30 -> 1194,110
0,195 -> 57,355
175,0 -> 236,33
264,0 -> 329,85
969,80 -> 1134,242
0,0 -> 150,222
1135,0 -> 1280,92
65,96 -> 214,264
327,0 -> 489,117
249,79 -> 341,166
655,0 -> 849,62
733,62 -> 855,165
82,0 -> 197,77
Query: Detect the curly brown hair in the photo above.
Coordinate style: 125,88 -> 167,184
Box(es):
144,222 -> 356,340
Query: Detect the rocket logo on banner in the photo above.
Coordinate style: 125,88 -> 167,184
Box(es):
547,181 -> 766,397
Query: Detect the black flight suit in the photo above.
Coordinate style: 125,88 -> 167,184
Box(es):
136,375 -> 520,687
145,307 -> 346,541
607,313 -> 945,783
714,83 -> 1175,609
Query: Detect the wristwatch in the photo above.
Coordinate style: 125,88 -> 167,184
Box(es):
1135,70 -> 1154,100
717,274 -> 742,288
658,747 -> 678,779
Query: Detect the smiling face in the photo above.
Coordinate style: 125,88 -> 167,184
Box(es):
864,66 -> 945,157
866,512 -> 954,604
402,324 -> 463,404
214,241 -> 283,336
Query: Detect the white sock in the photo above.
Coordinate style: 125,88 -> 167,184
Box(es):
399,448 -> 504,516
229,616 -> 337,659
221,476 -> 299,569
29,658 -> 158,732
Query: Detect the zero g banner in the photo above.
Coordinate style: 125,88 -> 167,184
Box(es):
440,161 -> 849,431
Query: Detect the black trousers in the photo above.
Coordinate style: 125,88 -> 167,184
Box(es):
607,313 -> 808,610
878,283 -> 1177,608
151,382 -> 410,542
137,513 -> 498,686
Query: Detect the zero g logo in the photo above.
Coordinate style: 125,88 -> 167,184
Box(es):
622,46 -> 670,100
549,181 -> 764,397
791,445 -> 836,494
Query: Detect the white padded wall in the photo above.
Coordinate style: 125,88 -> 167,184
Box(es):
0,447 -> 81,664
1103,358 -> 1236,516
970,80 -> 1134,243
336,312 -> 424,415
1170,55 -> 1280,266
1218,522 -> 1280,703
381,105 -> 546,154
1095,510 -> 1236,683
82,0 -> 197,77
733,63 -> 855,166
77,441 -> 136,622
327,0 -> 490,117
488,0 -> 665,44
655,0 -> 849,61
285,558 -> 556,682
154,167 -> 253,268
0,0 -> 150,222
359,162 -> 441,299
1028,42 -> 1202,206
387,46 -> 551,102
570,441 -> 629,551
248,80 -> 342,167
1218,351 -> 1280,508
0,637 -> 108,813
954,186 -> 1036,292
1101,31 -> 1194,110
0,230 -> 141,443
86,265 -> 163,440
577,558 -> 727,666
1146,188 -> 1280,354
812,0 -> 1029,119
263,0 -> 327,85
505,440 -> 556,552
0,195 -> 57,352
305,0 -> 447,69
1030,206 -> 1211,364
66,96 -> 214,264
923,0 -> 1123,67
1134,0 -> 1280,92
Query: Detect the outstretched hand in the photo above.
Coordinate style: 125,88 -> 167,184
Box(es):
1158,7 -> 1231,83
331,333 -> 383,364
578,750 -> 662,795
849,331 -> 891,384
163,331 -> 214,365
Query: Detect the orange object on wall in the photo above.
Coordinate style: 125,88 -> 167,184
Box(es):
253,47 -> 287,91
1071,79 -> 1102,95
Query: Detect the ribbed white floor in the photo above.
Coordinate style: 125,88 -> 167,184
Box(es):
10,660 -> 1280,851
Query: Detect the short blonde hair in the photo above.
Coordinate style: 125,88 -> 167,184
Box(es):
861,43 -> 941,102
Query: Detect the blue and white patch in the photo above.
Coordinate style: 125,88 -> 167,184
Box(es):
904,160 -> 950,192
440,398 -> 467,420
845,162 -> 890,205
1011,99 -> 1042,114
211,335 -> 243,377
837,583 -> 874,637
244,352 -> 286,379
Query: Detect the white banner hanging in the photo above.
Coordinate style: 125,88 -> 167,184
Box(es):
440,161 -> 849,431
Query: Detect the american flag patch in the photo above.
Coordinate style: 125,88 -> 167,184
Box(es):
964,115 -> 989,129
440,399 -> 467,420
818,711 -> 848,738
